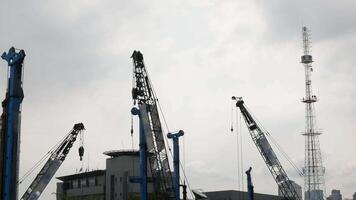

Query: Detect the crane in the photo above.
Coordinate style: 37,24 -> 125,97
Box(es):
232,96 -> 301,200
131,50 -> 174,199
0,47 -> 26,200
20,123 -> 85,200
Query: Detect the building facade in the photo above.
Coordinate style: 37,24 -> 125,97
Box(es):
56,150 -> 154,200
56,170 -> 106,200
326,190 -> 342,200
104,150 -> 154,200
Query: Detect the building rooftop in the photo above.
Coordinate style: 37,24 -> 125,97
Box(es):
205,190 -> 282,200
103,149 -> 140,157
56,170 -> 105,181
103,149 -> 154,157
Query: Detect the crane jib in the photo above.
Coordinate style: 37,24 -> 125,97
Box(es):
233,97 -> 301,200
20,123 -> 85,200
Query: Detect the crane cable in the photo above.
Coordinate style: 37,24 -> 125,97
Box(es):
157,100 -> 195,200
238,110 -> 244,191
18,130 -> 72,184
245,105 -> 304,177
146,69 -> 195,199
231,101 -> 244,197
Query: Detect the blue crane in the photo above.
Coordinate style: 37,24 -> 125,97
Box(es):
0,47 -> 26,200
232,96 -> 301,200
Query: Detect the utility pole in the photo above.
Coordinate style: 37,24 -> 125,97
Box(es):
301,26 -> 325,200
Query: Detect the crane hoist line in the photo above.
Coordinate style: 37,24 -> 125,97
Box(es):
20,123 -> 85,200
131,50 -> 174,198
232,96 -> 301,200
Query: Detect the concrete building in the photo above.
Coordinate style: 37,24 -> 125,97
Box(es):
205,190 -> 282,200
305,190 -> 324,200
278,180 -> 302,200
56,150 -> 155,200
104,150 -> 154,200
326,190 -> 342,200
56,170 -> 106,200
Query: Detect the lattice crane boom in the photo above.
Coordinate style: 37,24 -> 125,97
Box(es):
20,123 -> 85,200
131,50 -> 174,197
233,97 -> 301,200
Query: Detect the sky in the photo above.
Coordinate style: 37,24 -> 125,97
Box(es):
0,0 -> 355,199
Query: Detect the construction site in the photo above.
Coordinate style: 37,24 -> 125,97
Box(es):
0,1 -> 355,200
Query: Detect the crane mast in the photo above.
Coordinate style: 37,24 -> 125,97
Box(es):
131,50 -> 174,197
233,97 -> 300,200
20,123 -> 85,200
0,47 -> 26,200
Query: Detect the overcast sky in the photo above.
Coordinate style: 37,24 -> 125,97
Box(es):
1,0 -> 355,199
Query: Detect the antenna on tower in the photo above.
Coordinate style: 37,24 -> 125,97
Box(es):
301,26 -> 325,200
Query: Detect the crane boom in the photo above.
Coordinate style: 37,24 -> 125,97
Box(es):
131,50 -> 174,197
233,97 -> 300,200
20,123 -> 85,200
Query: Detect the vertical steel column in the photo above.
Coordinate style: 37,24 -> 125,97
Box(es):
131,107 -> 147,200
181,183 -> 187,200
246,167 -> 254,200
167,130 -> 184,200
1,47 -> 25,200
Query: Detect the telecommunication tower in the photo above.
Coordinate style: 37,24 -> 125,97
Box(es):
301,26 -> 325,200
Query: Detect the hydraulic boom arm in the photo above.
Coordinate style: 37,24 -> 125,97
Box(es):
233,97 -> 300,200
20,123 -> 85,200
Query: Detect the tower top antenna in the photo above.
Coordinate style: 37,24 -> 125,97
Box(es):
301,26 -> 313,64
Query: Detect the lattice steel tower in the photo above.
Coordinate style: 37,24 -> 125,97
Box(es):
301,26 -> 325,200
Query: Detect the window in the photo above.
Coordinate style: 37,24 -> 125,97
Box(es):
88,177 -> 96,186
72,180 -> 78,188
80,178 -> 87,188
110,175 -> 115,200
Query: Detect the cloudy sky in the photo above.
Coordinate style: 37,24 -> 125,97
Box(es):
1,0 -> 355,199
